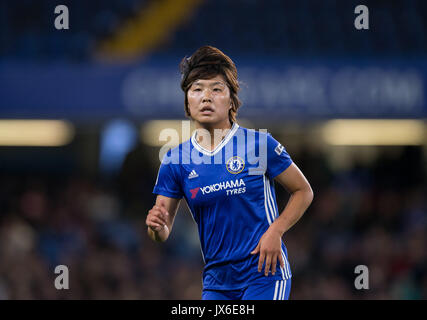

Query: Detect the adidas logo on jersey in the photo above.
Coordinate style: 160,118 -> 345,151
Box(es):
188,170 -> 199,179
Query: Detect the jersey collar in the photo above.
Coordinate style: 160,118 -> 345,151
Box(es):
191,122 -> 239,156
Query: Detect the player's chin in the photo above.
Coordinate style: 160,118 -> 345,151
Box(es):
194,114 -> 217,124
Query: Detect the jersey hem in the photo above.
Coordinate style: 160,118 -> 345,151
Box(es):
152,189 -> 182,199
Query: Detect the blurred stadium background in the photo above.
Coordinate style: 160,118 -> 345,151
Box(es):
0,0 -> 426,299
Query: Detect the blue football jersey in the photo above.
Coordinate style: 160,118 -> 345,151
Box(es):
153,123 -> 293,290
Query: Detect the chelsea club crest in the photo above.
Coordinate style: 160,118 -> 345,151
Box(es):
226,156 -> 245,174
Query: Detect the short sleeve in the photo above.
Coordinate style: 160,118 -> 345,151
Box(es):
266,133 -> 293,179
152,152 -> 183,199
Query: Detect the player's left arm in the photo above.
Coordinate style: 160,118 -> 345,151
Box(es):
271,162 -> 313,235
251,163 -> 313,276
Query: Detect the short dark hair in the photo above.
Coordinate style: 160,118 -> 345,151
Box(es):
179,46 -> 242,123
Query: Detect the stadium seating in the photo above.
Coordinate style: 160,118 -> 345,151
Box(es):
1,0 -> 426,61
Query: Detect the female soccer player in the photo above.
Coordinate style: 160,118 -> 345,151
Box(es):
146,46 -> 313,300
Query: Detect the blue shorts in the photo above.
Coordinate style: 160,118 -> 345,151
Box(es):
202,278 -> 291,300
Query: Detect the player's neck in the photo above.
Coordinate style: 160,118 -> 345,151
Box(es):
194,120 -> 233,151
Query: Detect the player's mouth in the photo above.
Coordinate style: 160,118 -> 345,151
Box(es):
200,106 -> 214,115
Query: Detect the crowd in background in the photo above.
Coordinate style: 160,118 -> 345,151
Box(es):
2,0 -> 427,61
0,143 -> 425,299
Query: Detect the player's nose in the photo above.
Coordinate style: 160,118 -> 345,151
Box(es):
202,98 -> 212,104
202,89 -> 212,102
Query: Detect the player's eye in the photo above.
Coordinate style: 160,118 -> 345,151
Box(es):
213,88 -> 222,92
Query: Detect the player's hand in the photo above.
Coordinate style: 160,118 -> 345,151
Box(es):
146,199 -> 170,233
250,226 -> 285,276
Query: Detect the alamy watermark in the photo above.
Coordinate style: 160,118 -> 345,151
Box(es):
53,4 -> 369,32
354,5 -> 369,30
54,5 -> 69,30
158,121 -> 268,176
54,264 -> 69,290
354,265 -> 369,290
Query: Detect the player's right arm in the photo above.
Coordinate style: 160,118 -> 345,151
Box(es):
146,195 -> 181,242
